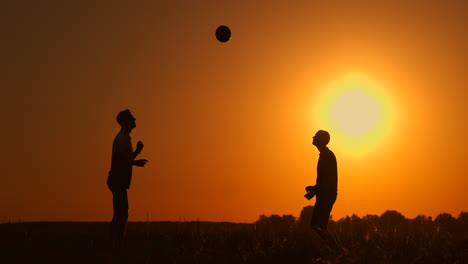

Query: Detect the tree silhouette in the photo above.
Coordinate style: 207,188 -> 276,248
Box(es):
458,212 -> 468,239
378,210 -> 408,237
255,214 -> 296,234
435,213 -> 457,235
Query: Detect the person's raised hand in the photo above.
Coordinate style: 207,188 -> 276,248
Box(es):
136,141 -> 144,153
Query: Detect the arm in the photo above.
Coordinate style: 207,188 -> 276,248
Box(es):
131,141 -> 143,160
131,141 -> 148,167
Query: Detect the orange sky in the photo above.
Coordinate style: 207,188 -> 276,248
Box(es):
1,0 -> 467,223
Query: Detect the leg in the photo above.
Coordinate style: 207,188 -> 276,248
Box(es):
111,188 -> 129,243
311,194 -> 342,252
311,194 -> 336,230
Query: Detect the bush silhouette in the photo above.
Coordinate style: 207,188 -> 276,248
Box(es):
297,205 -> 314,230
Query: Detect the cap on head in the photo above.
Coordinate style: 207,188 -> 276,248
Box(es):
116,109 -> 132,127
314,130 -> 330,146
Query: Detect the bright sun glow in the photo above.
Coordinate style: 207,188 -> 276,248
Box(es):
314,73 -> 395,156
330,90 -> 380,137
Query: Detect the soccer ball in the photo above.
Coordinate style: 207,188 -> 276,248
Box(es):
215,25 -> 231,43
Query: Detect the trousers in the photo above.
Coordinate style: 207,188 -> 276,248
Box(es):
311,193 -> 337,230
110,188 -> 128,240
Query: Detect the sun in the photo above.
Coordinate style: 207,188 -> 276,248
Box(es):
314,73 -> 395,156
330,89 -> 381,137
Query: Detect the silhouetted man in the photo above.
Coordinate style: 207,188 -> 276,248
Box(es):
306,130 -> 338,248
107,109 -> 148,246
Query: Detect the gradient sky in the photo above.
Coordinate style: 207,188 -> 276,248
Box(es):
1,0 -> 467,222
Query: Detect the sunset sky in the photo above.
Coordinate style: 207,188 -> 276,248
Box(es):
1,0 -> 467,223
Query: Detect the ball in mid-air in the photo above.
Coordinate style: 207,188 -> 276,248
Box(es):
215,25 -> 231,43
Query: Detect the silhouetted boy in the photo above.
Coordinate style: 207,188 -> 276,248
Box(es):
306,130 -> 339,249
107,109 -> 148,247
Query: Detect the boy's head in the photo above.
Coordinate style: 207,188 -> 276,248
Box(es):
312,130 -> 330,147
117,109 -> 136,130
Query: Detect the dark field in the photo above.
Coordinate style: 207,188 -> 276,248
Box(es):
1,211 -> 467,264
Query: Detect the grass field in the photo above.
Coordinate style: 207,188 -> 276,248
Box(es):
1,211 -> 467,263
